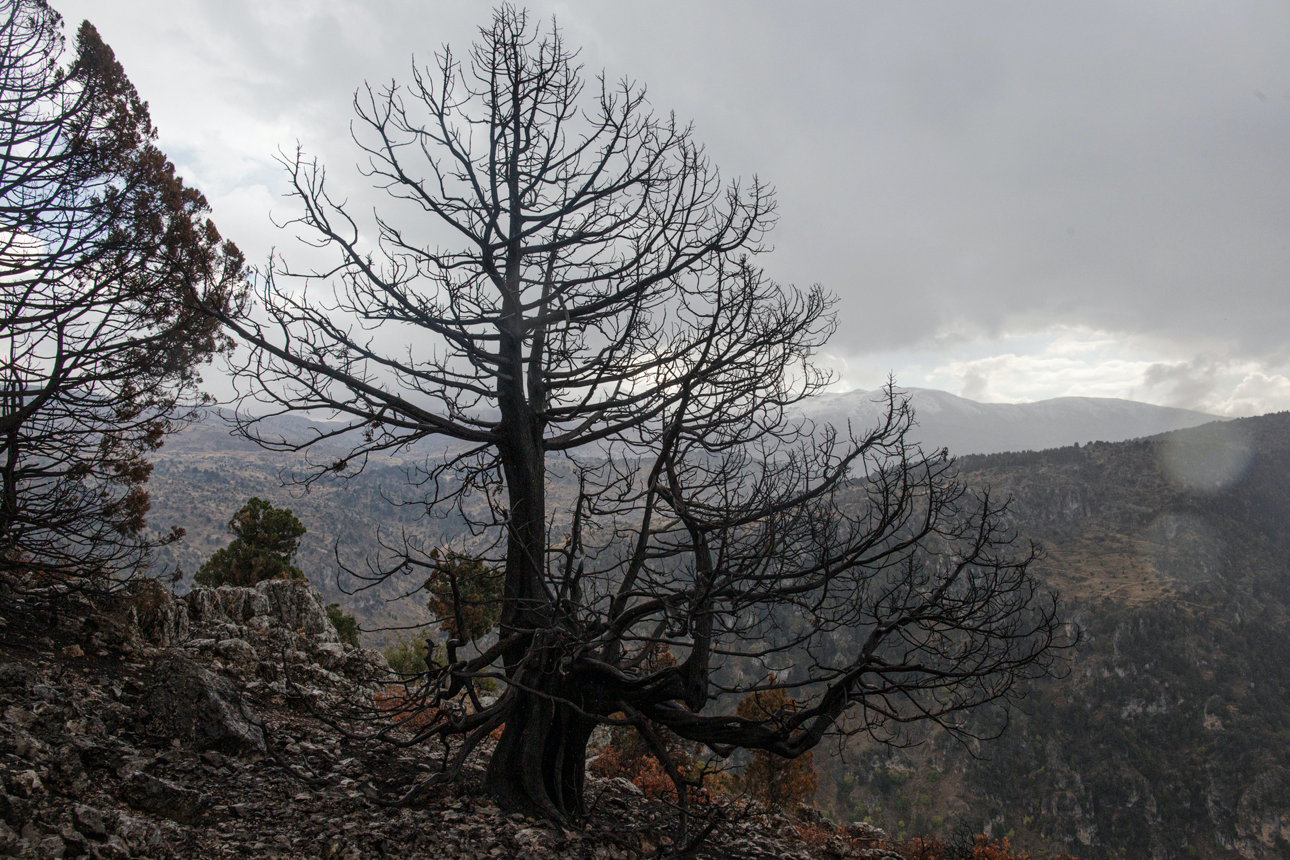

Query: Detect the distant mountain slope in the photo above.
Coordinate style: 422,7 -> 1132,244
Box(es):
797,387 -> 1219,455
144,392 -> 1219,640
821,412 -> 1290,860
145,418 -> 442,638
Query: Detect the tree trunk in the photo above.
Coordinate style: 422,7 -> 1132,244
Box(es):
498,440 -> 549,635
0,426 -> 17,550
483,666 -> 600,823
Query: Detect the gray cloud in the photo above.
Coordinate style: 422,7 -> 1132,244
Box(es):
1142,358 -> 1224,409
56,0 -> 1290,410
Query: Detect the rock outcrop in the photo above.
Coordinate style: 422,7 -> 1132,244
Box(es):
143,657 -> 265,756
0,579 -> 898,859
175,580 -> 388,703
184,579 -> 337,641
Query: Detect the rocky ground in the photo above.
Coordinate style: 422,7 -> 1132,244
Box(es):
0,578 -> 896,859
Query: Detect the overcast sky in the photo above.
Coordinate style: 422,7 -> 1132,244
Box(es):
56,0 -> 1290,416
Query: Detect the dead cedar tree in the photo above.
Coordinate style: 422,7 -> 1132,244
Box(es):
202,6 -> 1064,829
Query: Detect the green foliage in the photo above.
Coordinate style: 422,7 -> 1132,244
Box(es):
424,549 -> 503,643
194,497 -> 307,587
326,603 -> 360,647
872,767 -> 911,794
383,631 -> 433,676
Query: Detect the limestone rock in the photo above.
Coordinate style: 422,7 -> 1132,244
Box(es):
144,657 -> 265,755
215,638 -> 256,665
120,772 -> 205,824
313,642 -> 346,670
127,579 -> 190,647
259,578 -> 337,640
185,579 -> 338,643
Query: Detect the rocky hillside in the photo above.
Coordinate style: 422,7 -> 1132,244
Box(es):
0,578 -> 910,859
820,412 -> 1290,860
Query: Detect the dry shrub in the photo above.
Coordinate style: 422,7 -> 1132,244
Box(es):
896,835 -> 1085,860
795,823 -> 831,848
588,732 -> 682,799
373,689 -> 443,732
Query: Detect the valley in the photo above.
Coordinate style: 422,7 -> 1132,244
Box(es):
139,402 -> 1290,859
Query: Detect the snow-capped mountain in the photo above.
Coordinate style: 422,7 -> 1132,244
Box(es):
795,388 -> 1220,456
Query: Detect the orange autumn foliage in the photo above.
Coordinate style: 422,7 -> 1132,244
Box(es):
589,743 -> 680,799
898,835 -> 1085,860
731,683 -> 817,810
587,645 -> 709,799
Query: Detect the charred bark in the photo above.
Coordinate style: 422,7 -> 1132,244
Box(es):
483,678 -> 599,823
205,6 -> 1068,831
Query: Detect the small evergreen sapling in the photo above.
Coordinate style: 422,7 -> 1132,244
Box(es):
326,603 -> 361,647
194,498 -> 307,587
424,549 -> 503,644
732,681 -> 818,810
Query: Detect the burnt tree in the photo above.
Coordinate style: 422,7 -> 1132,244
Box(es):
206,7 -> 1063,827
0,0 -> 245,585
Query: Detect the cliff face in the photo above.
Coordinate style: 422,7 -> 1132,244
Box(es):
821,413 -> 1290,860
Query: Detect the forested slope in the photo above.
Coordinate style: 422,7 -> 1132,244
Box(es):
821,412 -> 1290,860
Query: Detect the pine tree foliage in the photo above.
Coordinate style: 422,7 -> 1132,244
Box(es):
194,497 -> 306,587
423,549 -> 503,645
326,602 -> 361,647
0,0 -> 245,586
733,682 -> 819,810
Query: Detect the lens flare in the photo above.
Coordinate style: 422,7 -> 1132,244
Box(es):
1157,421 -> 1252,493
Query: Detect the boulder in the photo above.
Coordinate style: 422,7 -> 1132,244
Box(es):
120,773 -> 205,824
144,657 -> 265,755
257,579 -> 337,641
312,642 -> 346,671
215,638 -> 257,665
72,804 -> 108,840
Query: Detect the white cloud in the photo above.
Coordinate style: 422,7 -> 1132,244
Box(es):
923,329 -> 1161,403
1210,371 -> 1290,416
56,2 -> 1290,419
822,328 -> 1290,417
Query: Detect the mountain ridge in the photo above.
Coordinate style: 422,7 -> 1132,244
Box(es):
798,387 -> 1220,456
